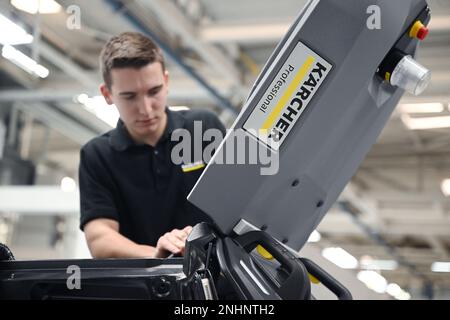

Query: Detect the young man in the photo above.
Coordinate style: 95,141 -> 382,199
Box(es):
79,32 -> 226,259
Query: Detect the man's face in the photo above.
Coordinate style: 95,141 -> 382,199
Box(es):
101,62 -> 169,142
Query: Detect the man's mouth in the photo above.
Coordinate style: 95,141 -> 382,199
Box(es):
137,118 -> 158,125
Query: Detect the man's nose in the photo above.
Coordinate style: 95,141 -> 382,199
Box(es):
138,96 -> 153,116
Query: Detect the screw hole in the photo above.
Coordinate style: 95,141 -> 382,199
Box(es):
316,200 -> 324,208
291,179 -> 299,187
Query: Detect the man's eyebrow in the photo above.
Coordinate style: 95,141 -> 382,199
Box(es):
148,84 -> 163,91
119,91 -> 136,96
118,84 -> 163,96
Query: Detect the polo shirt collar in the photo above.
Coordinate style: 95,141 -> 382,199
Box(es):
109,107 -> 185,152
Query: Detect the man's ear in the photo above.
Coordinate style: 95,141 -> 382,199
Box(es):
100,83 -> 114,105
164,70 -> 169,89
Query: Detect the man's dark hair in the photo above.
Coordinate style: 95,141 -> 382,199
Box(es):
100,32 -> 165,89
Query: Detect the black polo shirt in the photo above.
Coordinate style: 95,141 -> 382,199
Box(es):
79,108 -> 226,246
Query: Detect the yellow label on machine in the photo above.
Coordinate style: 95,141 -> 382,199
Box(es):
261,56 -> 316,131
243,42 -> 332,150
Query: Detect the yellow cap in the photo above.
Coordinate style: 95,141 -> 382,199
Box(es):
409,20 -> 428,40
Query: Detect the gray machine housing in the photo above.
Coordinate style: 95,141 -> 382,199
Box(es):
188,0 -> 429,250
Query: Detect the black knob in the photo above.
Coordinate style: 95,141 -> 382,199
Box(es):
152,277 -> 172,298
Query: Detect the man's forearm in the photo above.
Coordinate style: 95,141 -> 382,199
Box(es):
89,231 -> 157,259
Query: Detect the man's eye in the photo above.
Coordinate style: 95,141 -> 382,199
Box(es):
148,87 -> 162,96
124,96 -> 135,100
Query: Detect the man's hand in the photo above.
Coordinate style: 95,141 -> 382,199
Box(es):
154,226 -> 193,258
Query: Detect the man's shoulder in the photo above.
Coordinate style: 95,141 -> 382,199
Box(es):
173,108 -> 223,131
80,129 -> 114,155
176,108 -> 219,122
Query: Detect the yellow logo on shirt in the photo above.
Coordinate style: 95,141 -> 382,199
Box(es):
181,161 -> 205,173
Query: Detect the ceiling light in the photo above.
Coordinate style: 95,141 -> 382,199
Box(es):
395,291 -> 411,300
386,283 -> 402,297
360,258 -> 398,271
11,0 -> 62,14
76,93 -> 89,104
307,230 -> 321,243
399,103 -> 444,114
386,283 -> 411,300
169,106 -> 190,111
61,177 -> 76,192
431,261 -> 450,272
78,94 -> 119,128
0,13 -> 33,45
401,114 -> 450,130
357,270 -> 387,294
441,179 -> 450,197
322,247 -> 358,269
2,45 -> 49,78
